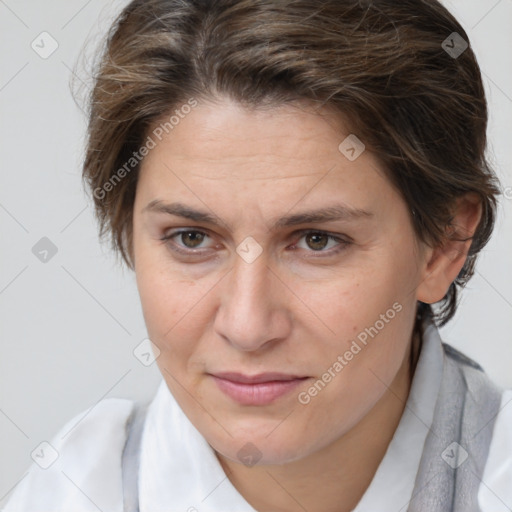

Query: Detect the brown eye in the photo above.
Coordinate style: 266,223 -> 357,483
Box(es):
179,231 -> 206,248
160,229 -> 213,255
292,230 -> 351,256
305,233 -> 329,251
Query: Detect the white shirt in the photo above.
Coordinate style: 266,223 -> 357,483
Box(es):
4,323 -> 512,512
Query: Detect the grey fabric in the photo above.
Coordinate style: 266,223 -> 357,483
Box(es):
121,343 -> 503,512
407,343 -> 503,512
122,402 -> 149,512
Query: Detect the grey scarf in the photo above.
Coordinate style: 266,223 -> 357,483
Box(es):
406,343 -> 502,511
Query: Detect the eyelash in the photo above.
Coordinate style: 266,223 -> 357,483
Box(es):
160,229 -> 351,258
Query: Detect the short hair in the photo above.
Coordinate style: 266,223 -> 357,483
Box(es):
81,0 -> 501,327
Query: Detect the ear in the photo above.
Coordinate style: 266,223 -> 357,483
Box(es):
417,193 -> 482,305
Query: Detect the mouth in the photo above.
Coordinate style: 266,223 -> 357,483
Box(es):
208,372 -> 310,406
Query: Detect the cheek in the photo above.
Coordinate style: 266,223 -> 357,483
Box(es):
298,251 -> 414,343
135,239 -> 190,332
136,267 -> 184,349
135,262 -> 216,376
137,269 -> 172,334
292,246 -> 417,395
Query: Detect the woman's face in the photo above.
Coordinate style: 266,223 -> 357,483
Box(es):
132,97 -> 428,465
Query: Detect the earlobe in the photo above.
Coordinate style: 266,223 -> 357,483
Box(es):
416,193 -> 482,305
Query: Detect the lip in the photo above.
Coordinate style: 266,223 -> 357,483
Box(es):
210,372 -> 310,405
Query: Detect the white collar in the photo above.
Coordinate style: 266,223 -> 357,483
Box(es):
139,319 -> 444,511
139,379 -> 257,511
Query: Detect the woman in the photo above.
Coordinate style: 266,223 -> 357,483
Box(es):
5,0 -> 511,511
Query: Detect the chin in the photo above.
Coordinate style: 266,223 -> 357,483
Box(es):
214,439 -> 306,467
207,420 -> 319,467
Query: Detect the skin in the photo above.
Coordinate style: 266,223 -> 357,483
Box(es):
131,97 -> 481,512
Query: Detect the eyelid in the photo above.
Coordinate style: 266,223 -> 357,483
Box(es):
160,228 -> 216,254
290,229 -> 351,256
160,228 -> 352,256
292,228 -> 352,244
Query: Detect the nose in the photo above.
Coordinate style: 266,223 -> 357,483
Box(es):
213,249 -> 292,352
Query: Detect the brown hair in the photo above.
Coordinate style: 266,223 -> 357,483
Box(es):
81,0 -> 501,327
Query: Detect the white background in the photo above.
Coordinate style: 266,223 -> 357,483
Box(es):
1,0 -> 511,504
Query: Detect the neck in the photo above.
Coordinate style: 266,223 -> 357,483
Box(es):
216,331 -> 420,512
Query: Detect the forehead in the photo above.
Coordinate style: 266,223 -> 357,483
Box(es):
140,97 -> 384,180
136,97 -> 397,221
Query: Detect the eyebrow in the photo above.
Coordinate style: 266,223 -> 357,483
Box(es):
142,200 -> 373,231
